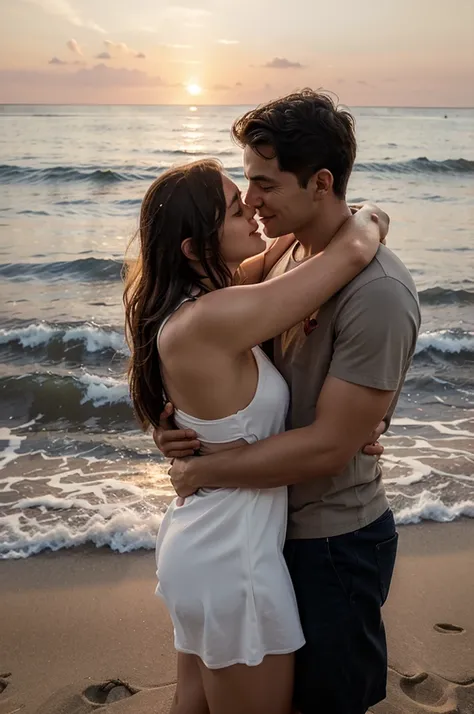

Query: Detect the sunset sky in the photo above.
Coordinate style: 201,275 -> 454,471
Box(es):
1,0 -> 473,106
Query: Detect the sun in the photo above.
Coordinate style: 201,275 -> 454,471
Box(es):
186,83 -> 202,96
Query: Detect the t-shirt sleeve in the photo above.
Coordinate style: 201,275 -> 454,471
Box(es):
328,277 -> 420,391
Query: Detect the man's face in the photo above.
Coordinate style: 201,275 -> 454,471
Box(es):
243,144 -> 317,239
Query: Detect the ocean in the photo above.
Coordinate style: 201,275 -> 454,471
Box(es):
0,104 -> 473,559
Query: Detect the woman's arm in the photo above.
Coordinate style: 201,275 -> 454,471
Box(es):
180,205 -> 388,354
234,234 -> 296,285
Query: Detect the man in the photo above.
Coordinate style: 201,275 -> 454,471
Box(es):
154,89 -> 421,714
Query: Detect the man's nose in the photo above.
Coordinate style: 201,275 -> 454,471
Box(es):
244,186 -> 263,208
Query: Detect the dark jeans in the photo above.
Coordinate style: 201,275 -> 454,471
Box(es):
284,509 -> 398,714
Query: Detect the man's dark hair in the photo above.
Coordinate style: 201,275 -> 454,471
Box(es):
232,88 -> 356,199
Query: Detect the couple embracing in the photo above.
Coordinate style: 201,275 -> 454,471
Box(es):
124,89 -> 421,714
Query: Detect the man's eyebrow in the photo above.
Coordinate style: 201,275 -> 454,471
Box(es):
248,174 -> 275,184
227,190 -> 241,209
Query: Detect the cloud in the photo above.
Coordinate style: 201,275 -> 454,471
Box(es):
3,65 -> 164,89
48,56 -> 83,66
235,82 -> 243,87
66,38 -> 82,56
72,64 -> 164,87
104,40 -> 145,59
0,65 -> 169,103
263,57 -> 304,69
104,40 -> 130,54
22,0 -> 106,32
95,52 -> 112,60
357,80 -> 369,85
212,83 -> 231,91
167,44 -> 193,49
217,39 -> 240,45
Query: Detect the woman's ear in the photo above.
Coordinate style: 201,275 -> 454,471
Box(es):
181,237 -> 199,262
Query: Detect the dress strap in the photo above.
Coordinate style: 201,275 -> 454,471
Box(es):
156,295 -> 197,346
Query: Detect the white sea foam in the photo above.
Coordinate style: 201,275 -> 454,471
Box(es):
1,509 -> 165,559
391,416 -> 474,437
0,322 -> 128,354
2,324 -> 473,358
395,491 -> 474,524
0,452 -> 175,559
415,329 -> 474,355
78,372 -> 130,406
0,427 -> 27,470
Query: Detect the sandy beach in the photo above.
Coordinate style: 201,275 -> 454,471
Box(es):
1,520 -> 473,714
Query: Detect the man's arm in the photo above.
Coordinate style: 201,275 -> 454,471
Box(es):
169,273 -> 420,495
173,376 -> 394,491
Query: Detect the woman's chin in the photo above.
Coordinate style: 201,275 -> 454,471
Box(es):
249,236 -> 267,255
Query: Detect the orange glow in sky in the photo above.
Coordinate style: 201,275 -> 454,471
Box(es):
0,0 -> 473,106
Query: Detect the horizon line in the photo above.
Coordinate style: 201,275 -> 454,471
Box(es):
1,102 -> 473,110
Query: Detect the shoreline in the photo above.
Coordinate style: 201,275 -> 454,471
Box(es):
1,520 -> 473,713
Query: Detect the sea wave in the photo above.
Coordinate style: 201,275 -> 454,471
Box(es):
0,370 -> 133,429
415,329 -> 474,356
0,321 -> 127,358
152,148 -> 234,157
0,508 -> 164,559
2,156 -> 473,186
354,157 -> 474,175
1,320 -> 473,363
0,370 -> 129,407
0,257 -> 123,281
418,287 -> 474,306
0,164 -> 151,184
1,488 -> 473,559
395,492 -> 474,524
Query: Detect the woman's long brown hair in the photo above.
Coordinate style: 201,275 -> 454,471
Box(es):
123,159 -> 232,430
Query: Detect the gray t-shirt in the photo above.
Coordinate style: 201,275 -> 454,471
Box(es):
266,243 -> 421,539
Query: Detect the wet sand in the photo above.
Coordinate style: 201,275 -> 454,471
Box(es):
0,520 -> 473,714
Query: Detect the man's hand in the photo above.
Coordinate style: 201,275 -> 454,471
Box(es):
153,402 -> 201,458
168,456 -> 198,505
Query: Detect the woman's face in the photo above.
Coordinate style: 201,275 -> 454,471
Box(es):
219,174 -> 266,268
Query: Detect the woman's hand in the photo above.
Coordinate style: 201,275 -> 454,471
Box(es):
330,204 -> 390,270
349,203 -> 390,246
361,420 -> 387,458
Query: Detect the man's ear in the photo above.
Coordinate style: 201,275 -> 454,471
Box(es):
308,169 -> 334,200
181,237 -> 199,262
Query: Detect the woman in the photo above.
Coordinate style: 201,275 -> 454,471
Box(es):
124,158 -> 388,714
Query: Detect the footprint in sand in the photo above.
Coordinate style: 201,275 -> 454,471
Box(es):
36,679 -> 177,713
83,679 -> 139,705
400,671 -> 456,711
0,673 -> 12,695
434,623 -> 466,635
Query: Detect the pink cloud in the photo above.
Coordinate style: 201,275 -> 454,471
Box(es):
66,38 -> 83,56
0,64 -> 165,90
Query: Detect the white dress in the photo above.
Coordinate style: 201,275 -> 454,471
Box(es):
155,301 -> 305,669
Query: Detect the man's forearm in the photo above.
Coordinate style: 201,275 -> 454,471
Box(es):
187,424 -> 345,490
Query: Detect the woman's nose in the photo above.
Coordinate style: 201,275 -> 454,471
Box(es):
244,203 -> 257,224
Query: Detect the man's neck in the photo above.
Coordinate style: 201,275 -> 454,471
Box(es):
293,200 -> 352,260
